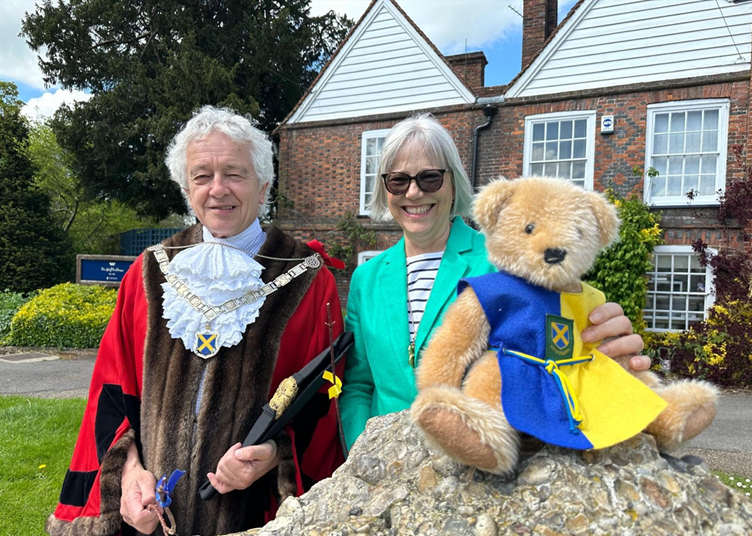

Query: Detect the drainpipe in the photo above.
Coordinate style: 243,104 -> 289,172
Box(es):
471,105 -> 498,192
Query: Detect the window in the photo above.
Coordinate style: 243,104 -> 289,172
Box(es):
360,129 -> 391,215
644,245 -> 715,332
645,99 -> 729,206
357,250 -> 382,265
523,111 -> 596,190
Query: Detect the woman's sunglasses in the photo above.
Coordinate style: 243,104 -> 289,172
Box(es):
381,169 -> 447,195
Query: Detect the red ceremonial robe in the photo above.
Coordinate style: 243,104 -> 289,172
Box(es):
47,225 -> 345,536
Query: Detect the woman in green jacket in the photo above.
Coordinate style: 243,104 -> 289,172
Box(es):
340,114 -> 649,450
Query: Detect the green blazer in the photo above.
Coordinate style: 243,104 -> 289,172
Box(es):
340,218 -> 497,448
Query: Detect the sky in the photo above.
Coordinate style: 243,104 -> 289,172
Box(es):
1,0 -> 577,122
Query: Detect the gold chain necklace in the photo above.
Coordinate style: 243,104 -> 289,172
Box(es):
148,243 -> 321,358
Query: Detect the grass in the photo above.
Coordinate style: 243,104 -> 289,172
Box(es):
714,470 -> 752,498
0,396 -> 85,536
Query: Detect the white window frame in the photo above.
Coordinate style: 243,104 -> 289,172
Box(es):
644,245 -> 716,332
523,111 -> 596,191
644,99 -> 729,207
360,129 -> 391,215
357,250 -> 382,265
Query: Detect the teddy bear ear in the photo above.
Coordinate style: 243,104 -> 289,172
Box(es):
588,191 -> 621,248
473,177 -> 516,231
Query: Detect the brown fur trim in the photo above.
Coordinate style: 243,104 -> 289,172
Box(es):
138,224 -> 319,535
274,432 -> 298,504
46,429 -> 135,536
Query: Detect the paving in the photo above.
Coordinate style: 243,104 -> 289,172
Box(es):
1,347 -> 750,477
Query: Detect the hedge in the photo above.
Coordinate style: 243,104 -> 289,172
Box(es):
6,283 -> 116,348
0,290 -> 30,340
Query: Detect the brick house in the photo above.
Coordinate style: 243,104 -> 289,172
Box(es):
274,0 -> 752,332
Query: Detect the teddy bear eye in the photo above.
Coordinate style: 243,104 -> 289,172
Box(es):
525,224 -> 535,234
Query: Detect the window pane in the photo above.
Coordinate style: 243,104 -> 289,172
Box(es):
530,163 -> 544,175
657,256 -> 672,271
685,155 -> 700,174
668,157 -> 683,175
652,156 -> 668,176
674,274 -> 688,292
646,273 -> 656,291
545,142 -> 558,160
572,161 -> 586,179
573,140 -> 586,159
700,175 -> 716,195
654,133 -> 668,155
654,113 -> 669,133
651,175 -> 666,197
366,156 -> 377,174
684,175 -> 698,194
702,130 -> 718,152
687,111 -> 702,130
685,131 -> 701,153
656,296 -> 670,310
655,275 -> 671,291
560,120 -> 573,139
365,175 -> 374,192
672,296 -> 687,310
671,318 -> 687,330
690,275 -> 705,292
674,255 -> 689,271
366,138 -> 377,154
701,155 -> 717,173
669,133 -> 684,153
532,142 -> 544,161
574,119 -> 587,138
667,176 -> 682,196
670,112 -> 685,132
560,140 -> 572,160
704,109 -> 719,130
533,123 -> 545,142
546,122 -> 558,140
688,296 -> 705,311
690,255 -> 703,272
559,162 -> 572,179
544,163 -> 557,176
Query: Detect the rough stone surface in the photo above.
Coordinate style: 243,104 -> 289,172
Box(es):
232,411 -> 752,536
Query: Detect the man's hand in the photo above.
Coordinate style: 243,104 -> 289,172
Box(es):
207,440 -> 279,494
120,442 -> 160,533
582,302 -> 651,372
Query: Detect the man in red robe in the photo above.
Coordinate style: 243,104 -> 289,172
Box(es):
47,106 -> 345,536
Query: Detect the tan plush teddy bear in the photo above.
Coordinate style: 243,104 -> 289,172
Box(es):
411,176 -> 718,475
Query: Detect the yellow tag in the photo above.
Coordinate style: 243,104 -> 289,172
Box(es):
322,370 -> 342,399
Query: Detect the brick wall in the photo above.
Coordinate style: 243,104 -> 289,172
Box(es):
277,77 -> 752,302
445,52 -> 487,89
522,0 -> 558,69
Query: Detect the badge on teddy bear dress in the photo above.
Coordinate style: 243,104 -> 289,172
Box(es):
194,331 -> 220,359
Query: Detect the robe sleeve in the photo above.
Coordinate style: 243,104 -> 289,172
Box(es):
269,265 -> 345,504
47,255 -> 148,536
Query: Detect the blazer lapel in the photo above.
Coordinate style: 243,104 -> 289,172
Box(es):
414,219 -> 473,360
376,238 -> 415,386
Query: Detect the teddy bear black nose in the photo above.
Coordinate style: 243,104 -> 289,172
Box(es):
544,248 -> 567,264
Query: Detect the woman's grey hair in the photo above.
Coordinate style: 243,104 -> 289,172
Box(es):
165,105 -> 274,217
368,113 -> 474,221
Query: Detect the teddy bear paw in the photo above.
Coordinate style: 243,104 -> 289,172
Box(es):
647,379 -> 719,451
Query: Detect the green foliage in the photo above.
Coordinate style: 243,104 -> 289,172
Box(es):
0,290 -> 30,341
0,81 -> 74,293
27,123 -> 182,255
6,283 -> 116,348
22,0 -> 353,218
0,395 -> 85,536
327,213 -> 377,269
584,187 -> 662,330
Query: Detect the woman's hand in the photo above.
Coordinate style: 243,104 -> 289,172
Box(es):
581,302 -> 651,372
120,442 -> 160,533
206,440 -> 279,494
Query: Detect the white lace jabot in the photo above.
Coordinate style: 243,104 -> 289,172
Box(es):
161,220 -> 267,353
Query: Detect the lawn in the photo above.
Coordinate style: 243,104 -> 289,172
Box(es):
0,396 -> 85,536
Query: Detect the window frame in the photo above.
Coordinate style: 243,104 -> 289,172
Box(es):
644,245 -> 716,332
523,110 -> 596,191
644,99 -> 729,207
357,250 -> 382,265
360,129 -> 392,215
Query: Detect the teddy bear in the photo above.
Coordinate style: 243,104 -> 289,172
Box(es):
411,176 -> 718,475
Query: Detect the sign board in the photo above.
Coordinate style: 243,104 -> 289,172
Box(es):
76,255 -> 137,287
600,115 -> 615,134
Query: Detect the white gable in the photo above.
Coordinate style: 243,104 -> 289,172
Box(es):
288,0 -> 475,124
507,0 -> 752,99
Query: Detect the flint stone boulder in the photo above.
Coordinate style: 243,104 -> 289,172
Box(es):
234,410 -> 752,536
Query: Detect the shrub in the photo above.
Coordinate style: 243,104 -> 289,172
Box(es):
584,186 -> 663,331
0,290 -> 30,341
6,283 -> 116,348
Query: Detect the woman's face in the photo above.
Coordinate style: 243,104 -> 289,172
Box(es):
386,143 -> 454,249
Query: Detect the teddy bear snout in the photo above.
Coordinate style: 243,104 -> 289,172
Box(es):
544,248 -> 567,264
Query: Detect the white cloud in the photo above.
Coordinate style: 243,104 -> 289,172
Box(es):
0,0 -> 48,90
21,89 -> 92,123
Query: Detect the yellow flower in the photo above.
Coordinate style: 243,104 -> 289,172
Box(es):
38,464 -> 47,469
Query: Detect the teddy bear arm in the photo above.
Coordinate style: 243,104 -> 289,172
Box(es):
416,288 -> 491,391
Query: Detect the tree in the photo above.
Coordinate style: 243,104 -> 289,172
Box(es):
27,123 -> 173,255
0,81 -> 73,292
22,0 -> 352,218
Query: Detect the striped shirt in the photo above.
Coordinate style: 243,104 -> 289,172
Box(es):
406,251 -> 444,340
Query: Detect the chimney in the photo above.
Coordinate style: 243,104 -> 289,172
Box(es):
522,0 -> 558,68
445,51 -> 488,89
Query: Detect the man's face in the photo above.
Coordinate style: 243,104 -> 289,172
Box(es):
184,130 -> 267,238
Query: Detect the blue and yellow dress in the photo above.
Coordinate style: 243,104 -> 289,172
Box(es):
459,271 -> 666,450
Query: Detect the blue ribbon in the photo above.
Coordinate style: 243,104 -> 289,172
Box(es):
155,469 -> 185,508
